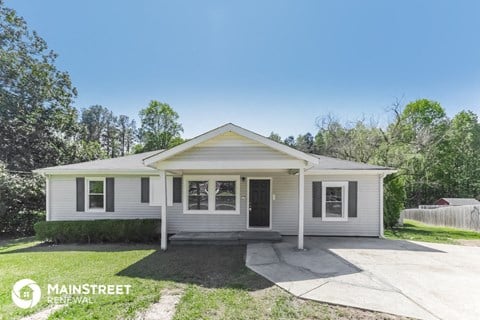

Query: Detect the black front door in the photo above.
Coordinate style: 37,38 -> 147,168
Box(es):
249,179 -> 270,228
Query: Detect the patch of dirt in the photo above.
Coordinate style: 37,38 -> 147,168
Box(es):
136,288 -> 184,320
20,304 -> 65,320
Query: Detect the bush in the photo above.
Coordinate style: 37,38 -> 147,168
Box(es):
0,163 -> 45,236
384,173 -> 406,228
34,219 -> 161,244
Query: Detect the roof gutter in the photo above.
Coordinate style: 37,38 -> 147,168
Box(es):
32,169 -> 160,176
305,169 -> 397,175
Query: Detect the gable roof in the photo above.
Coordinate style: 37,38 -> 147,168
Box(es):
143,123 -> 320,166
33,124 -> 396,175
309,154 -> 394,171
33,150 -> 162,175
437,198 -> 480,206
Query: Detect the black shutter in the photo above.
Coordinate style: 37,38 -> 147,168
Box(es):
312,181 -> 322,217
173,177 -> 182,203
348,181 -> 358,217
76,177 -> 85,212
141,177 -> 150,203
106,177 -> 115,212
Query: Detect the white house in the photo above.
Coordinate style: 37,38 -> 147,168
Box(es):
34,123 -> 395,250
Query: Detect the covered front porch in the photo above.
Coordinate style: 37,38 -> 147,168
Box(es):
142,124 -> 321,251
151,168 -> 307,251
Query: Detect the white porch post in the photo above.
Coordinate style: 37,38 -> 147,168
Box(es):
45,175 -> 50,221
298,167 -> 305,250
379,173 -> 385,238
160,170 -> 167,250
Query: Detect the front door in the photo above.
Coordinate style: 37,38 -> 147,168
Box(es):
248,179 -> 271,228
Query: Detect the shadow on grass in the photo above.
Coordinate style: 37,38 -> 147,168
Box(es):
117,245 -> 273,291
0,236 -> 36,250
1,240 -> 273,290
0,242 -> 162,254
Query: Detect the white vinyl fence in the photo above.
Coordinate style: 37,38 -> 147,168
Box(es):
402,205 -> 480,232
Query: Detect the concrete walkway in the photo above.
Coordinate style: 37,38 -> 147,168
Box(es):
246,237 -> 480,320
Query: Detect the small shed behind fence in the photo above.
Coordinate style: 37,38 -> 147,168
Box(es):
434,198 -> 480,206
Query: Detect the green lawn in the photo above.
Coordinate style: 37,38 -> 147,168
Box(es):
0,239 -> 401,320
385,219 -> 480,244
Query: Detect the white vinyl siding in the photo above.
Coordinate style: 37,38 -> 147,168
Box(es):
304,175 -> 380,236
166,172 -> 298,234
49,176 -> 160,221
48,172 -> 381,237
166,132 -> 297,162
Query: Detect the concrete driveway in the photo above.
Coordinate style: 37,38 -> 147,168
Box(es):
246,237 -> 480,320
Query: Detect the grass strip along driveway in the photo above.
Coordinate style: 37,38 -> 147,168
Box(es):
0,239 -> 404,320
385,219 -> 480,244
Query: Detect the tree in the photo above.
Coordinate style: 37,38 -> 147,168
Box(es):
314,116 -> 383,162
283,136 -> 295,147
393,99 -> 448,206
0,162 -> 45,235
117,115 -> 137,155
80,106 -> 137,157
383,173 -> 406,228
295,133 -> 314,153
103,111 -> 119,158
80,105 -> 111,143
0,0 -> 78,171
434,110 -> 480,199
268,132 -> 282,143
138,101 -> 183,151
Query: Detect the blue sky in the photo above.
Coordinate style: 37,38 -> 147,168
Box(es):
6,0 -> 480,138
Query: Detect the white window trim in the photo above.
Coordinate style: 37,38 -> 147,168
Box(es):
183,175 -> 240,214
85,177 -> 106,212
322,181 -> 348,221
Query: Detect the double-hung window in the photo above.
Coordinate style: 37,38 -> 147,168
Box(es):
184,175 -> 240,214
322,181 -> 348,221
86,178 -> 105,212
188,180 -> 209,210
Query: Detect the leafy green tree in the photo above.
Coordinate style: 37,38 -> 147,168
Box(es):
268,132 -> 282,143
0,0 -> 78,171
434,110 -> 480,199
80,106 -> 137,157
383,173 -> 406,228
295,133 -> 314,153
80,105 -> 111,143
138,101 -> 183,151
117,115 -> 137,155
283,136 -> 295,147
0,162 -> 45,235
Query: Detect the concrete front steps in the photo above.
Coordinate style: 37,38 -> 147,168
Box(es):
169,231 -> 282,245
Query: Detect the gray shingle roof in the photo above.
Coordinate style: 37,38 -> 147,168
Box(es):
310,154 -> 393,170
34,148 -> 393,174
34,150 -> 163,173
